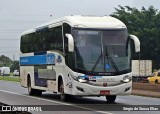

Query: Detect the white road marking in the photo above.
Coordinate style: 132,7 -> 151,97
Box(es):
0,89 -> 113,114
117,98 -> 126,102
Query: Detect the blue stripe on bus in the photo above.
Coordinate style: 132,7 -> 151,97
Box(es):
20,53 -> 55,65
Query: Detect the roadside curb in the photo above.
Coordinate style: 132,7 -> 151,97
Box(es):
132,90 -> 160,98
132,82 -> 160,98
132,82 -> 160,92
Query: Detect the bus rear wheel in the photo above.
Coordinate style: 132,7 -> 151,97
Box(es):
28,77 -> 36,96
35,90 -> 42,96
105,95 -> 116,103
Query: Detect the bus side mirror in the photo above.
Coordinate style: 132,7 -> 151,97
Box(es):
65,34 -> 74,52
130,35 -> 140,52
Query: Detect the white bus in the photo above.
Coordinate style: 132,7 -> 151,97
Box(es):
20,15 -> 140,103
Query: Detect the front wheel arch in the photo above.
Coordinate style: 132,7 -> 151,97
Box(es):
58,76 -> 63,92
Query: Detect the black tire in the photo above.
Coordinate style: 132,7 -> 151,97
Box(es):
35,89 -> 42,96
155,80 -> 159,84
28,77 -> 36,96
105,95 -> 116,103
60,80 -> 67,101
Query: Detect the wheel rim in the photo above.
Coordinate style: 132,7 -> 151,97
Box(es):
60,83 -> 64,96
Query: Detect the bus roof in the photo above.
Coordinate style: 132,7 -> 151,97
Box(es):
21,15 -> 126,36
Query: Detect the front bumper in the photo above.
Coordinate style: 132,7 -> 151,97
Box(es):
72,80 -> 132,96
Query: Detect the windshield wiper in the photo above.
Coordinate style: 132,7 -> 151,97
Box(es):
105,45 -> 119,73
107,55 -> 119,72
91,53 -> 102,72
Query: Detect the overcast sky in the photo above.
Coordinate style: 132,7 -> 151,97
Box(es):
0,0 -> 160,60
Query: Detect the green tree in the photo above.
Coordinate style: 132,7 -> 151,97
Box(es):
10,60 -> 19,72
0,55 -> 19,72
0,55 -> 13,67
111,5 -> 160,69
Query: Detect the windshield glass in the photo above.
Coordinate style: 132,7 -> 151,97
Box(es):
73,29 -> 130,75
151,72 -> 157,77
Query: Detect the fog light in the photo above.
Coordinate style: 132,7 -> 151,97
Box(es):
124,87 -> 131,92
76,87 -> 84,92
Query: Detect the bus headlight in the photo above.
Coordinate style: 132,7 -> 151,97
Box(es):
70,74 -> 88,83
122,75 -> 132,83
78,76 -> 88,83
71,75 -> 88,83
78,78 -> 88,83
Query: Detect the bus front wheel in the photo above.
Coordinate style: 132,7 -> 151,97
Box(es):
60,80 -> 67,101
105,95 -> 116,103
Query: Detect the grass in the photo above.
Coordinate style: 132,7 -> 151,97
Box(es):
0,76 -> 20,82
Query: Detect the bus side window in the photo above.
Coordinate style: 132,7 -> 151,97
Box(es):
49,26 -> 63,52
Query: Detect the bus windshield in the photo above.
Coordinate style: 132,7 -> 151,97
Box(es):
72,29 -> 130,75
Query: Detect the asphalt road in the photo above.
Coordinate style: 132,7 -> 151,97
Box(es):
0,80 -> 160,114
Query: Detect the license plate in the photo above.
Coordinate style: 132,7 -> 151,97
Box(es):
100,90 -> 110,95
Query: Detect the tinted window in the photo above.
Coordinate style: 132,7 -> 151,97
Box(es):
21,26 -> 63,53
72,29 -> 130,73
